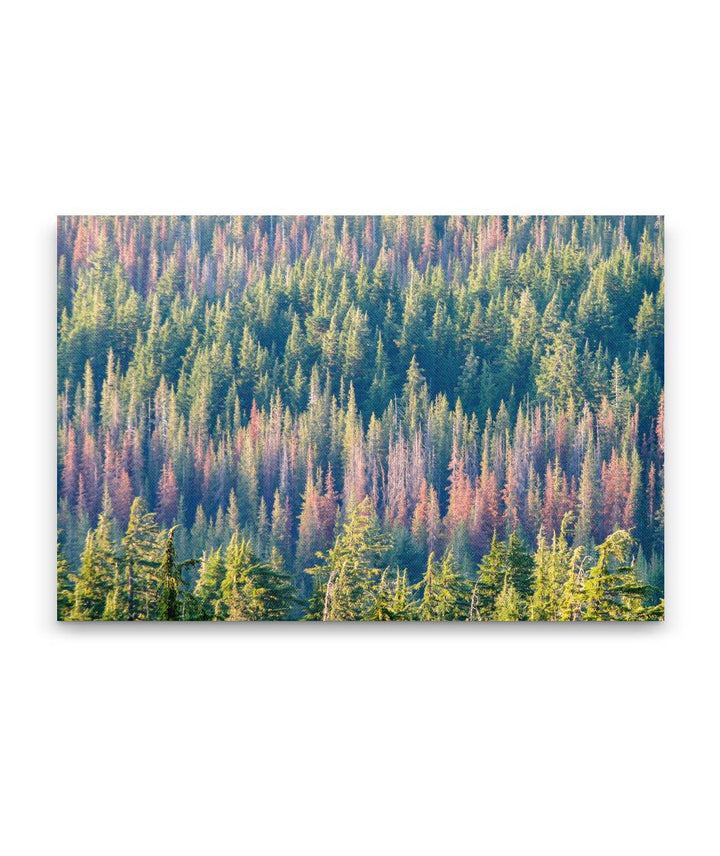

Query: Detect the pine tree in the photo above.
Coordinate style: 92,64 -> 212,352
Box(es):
296,466 -> 322,571
121,497 -> 160,620
536,322 -> 583,405
158,459 -> 179,526
418,551 -> 472,621
366,571 -> 395,621
473,533 -> 509,620
583,530 -> 659,620
457,347 -> 481,413
530,514 -> 575,621
505,533 -> 535,600
56,539 -> 73,620
309,496 -> 390,621
194,548 -> 224,619
391,569 -> 415,620
493,578 -> 521,621
219,534 -> 293,620
270,489 -> 291,562
401,355 -> 427,430
576,446 -> 599,547
367,332 -> 391,417
69,513 -> 116,620
157,527 -> 195,620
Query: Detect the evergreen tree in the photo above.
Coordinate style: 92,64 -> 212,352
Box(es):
56,539 -> 73,620
493,579 -> 521,621
157,527 -> 195,620
309,496 -> 390,621
120,497 -> 160,620
418,551 -> 472,621
69,513 -> 116,620
194,548 -> 224,619
576,447 -> 599,547
473,533 -> 507,619
391,569 -> 415,621
583,530 -> 657,620
366,571 -> 395,621
218,535 -> 293,620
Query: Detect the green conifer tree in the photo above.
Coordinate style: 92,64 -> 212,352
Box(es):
309,496 -> 390,621
69,514 -> 116,620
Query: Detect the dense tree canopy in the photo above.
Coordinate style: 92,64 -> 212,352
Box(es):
57,215 -> 664,620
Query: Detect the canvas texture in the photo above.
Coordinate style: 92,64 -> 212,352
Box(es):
57,215 -> 664,621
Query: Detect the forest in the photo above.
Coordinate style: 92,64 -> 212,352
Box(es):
57,215 -> 664,621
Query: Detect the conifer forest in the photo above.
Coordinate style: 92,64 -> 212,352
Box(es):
57,215 -> 664,621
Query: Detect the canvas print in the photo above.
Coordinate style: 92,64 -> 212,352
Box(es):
57,216 -> 664,621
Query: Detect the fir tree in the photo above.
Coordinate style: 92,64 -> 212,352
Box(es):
309,496 -> 390,621
56,539 -> 73,620
121,497 -> 160,620
418,551 -> 472,621
157,527 -> 195,621
69,514 -> 116,620
194,548 -> 224,619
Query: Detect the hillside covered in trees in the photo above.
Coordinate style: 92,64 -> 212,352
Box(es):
57,215 -> 664,620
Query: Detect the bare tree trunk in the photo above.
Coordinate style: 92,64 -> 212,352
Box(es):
468,581 -> 479,621
323,568 -> 339,621
322,559 -> 348,621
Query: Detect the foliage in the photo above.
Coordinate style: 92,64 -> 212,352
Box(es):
57,215 -> 664,621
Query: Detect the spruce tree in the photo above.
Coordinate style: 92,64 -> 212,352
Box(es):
418,551 -> 472,621
583,530 -> 659,621
309,496 -> 390,621
56,539 -> 73,620
157,527 -> 191,620
473,533 -> 507,619
69,521 -> 115,620
194,548 -> 224,619
391,569 -> 415,621
219,535 -> 293,620
493,579 -> 522,621
366,571 -> 395,621
121,497 -> 160,620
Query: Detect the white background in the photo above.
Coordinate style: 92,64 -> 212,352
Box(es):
1,1 -> 717,853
